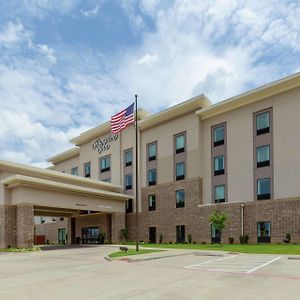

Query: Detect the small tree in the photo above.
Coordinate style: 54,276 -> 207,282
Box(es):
120,228 -> 129,242
209,211 -> 228,244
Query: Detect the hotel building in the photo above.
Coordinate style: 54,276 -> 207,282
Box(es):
1,73 -> 300,247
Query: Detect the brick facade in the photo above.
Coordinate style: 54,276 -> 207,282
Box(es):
126,178 -> 300,244
111,212 -> 126,243
16,204 -> 34,248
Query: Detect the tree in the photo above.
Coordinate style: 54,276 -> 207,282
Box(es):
209,211 -> 228,243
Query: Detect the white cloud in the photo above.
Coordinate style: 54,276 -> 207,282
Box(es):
81,5 -> 100,17
135,53 -> 157,65
0,20 -> 25,46
37,44 -> 57,64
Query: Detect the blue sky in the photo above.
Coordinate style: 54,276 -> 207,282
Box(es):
0,0 -> 300,167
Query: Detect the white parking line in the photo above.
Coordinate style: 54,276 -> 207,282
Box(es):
185,254 -> 239,269
246,256 -> 281,274
185,254 -> 281,274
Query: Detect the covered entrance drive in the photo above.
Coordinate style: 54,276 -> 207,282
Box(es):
0,160 -> 132,248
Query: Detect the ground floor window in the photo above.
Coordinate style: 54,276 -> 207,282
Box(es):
82,227 -> 102,244
149,227 -> 156,243
176,225 -> 185,243
126,199 -> 133,213
58,228 -> 66,244
257,221 -> 271,243
211,224 -> 221,244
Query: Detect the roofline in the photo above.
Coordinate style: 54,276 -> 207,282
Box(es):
2,175 -> 133,201
0,160 -> 122,192
139,94 -> 211,131
69,108 -> 150,146
47,147 -> 80,164
197,72 -> 300,120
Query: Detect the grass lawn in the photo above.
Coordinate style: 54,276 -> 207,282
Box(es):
108,249 -> 162,258
133,243 -> 300,255
0,246 -> 40,252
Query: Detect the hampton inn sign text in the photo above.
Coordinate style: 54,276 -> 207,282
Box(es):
92,134 -> 119,154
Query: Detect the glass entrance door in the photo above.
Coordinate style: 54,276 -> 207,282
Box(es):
211,224 -> 221,244
257,222 -> 271,243
81,227 -> 100,244
149,227 -> 156,243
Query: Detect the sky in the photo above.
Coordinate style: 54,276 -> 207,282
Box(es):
0,0 -> 300,167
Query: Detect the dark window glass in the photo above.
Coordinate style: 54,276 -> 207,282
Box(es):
176,190 -> 185,208
214,185 -> 225,203
256,112 -> 270,135
175,134 -> 185,154
176,225 -> 185,243
214,156 -> 225,175
126,199 -> 133,213
148,194 -> 156,211
213,126 -> 224,146
176,162 -> 185,180
125,150 -> 133,167
257,178 -> 271,200
257,145 -> 270,168
148,169 -> 157,186
148,143 -> 157,161
125,174 -> 133,190
71,167 -> 78,176
257,221 -> 271,243
84,162 -> 91,178
100,156 -> 111,173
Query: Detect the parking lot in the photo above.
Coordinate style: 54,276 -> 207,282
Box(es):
0,246 -> 299,299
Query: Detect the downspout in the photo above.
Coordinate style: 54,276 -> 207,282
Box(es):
241,204 -> 245,236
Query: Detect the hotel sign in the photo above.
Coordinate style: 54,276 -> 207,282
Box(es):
92,134 -> 119,154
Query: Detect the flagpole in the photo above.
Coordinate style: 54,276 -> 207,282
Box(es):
135,94 -> 139,252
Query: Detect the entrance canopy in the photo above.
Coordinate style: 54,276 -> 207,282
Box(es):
0,160 -> 132,214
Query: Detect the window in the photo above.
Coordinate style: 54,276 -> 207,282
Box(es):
211,224 -> 221,244
148,169 -> 157,186
257,178 -> 271,200
148,194 -> 156,211
84,162 -> 91,178
213,125 -> 224,146
126,199 -> 133,213
176,225 -> 185,243
214,185 -> 225,203
100,156 -> 110,173
257,145 -> 270,168
148,143 -> 157,161
125,174 -> 133,190
71,167 -> 78,176
175,134 -> 185,154
176,162 -> 185,180
257,221 -> 271,243
256,111 -> 270,135
103,178 -> 111,183
125,149 -> 133,167
214,156 -> 225,175
176,190 -> 185,208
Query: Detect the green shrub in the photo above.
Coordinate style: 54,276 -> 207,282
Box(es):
228,237 -> 234,244
188,234 -> 192,244
159,234 -> 163,244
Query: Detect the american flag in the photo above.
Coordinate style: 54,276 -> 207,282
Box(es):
111,103 -> 135,134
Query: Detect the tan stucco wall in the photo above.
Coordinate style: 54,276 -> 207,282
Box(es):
52,156 -> 79,174
10,186 -> 125,213
202,86 -> 300,204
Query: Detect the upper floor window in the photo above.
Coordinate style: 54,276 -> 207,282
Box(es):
176,190 -> 185,208
125,149 -> 133,167
213,125 -> 224,147
100,156 -> 110,173
214,185 -> 225,203
125,174 -> 133,190
148,169 -> 157,186
175,134 -> 185,154
148,194 -> 156,211
148,143 -> 157,161
71,167 -> 78,176
176,162 -> 185,181
256,111 -> 270,135
214,156 -> 225,175
257,145 -> 270,168
257,178 -> 271,200
84,162 -> 91,178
